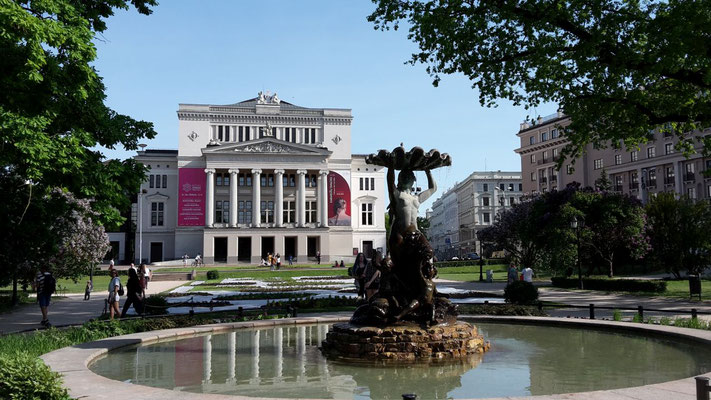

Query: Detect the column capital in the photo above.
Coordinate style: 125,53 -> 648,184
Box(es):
274,169 -> 285,175
319,170 -> 329,176
251,168 -> 262,175
296,169 -> 308,175
205,168 -> 216,174
228,168 -> 239,175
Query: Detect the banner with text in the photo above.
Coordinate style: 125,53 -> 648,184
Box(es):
327,171 -> 351,226
178,168 -> 206,226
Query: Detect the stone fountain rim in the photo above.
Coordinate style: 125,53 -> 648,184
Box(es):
41,315 -> 711,400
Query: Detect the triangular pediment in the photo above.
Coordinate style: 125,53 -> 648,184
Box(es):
202,137 -> 331,156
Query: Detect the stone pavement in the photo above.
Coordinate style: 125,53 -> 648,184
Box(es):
435,278 -> 711,320
0,280 -> 185,334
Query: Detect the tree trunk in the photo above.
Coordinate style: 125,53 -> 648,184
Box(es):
11,275 -> 18,306
608,258 -> 614,278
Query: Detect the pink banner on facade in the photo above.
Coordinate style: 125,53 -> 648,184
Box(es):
327,171 -> 351,226
178,168 -> 206,226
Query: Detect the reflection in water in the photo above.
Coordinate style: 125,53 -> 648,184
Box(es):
90,323 -> 711,399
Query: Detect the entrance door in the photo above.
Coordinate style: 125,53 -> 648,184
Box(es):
261,237 -> 275,259
362,241 -> 374,259
238,237 -> 251,262
149,242 -> 163,263
214,237 -> 228,263
307,237 -> 319,258
284,237 -> 297,261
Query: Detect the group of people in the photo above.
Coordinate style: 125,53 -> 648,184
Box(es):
261,253 -> 282,270
507,262 -> 534,284
105,262 -> 153,320
182,253 -> 202,267
351,252 -> 383,300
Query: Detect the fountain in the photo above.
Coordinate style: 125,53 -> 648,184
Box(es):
321,145 -> 490,361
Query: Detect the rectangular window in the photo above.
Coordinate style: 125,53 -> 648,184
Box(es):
483,183 -> 489,191
647,147 -> 656,158
215,201 -> 223,223
260,201 -> 274,223
518,184 -> 523,191
530,154 -> 536,163
239,174 -> 245,186
216,174 -> 223,186
149,174 -> 155,188
218,125 -> 224,141
615,175 -> 623,190
551,129 -> 558,138
566,164 -> 573,175
283,201 -> 296,223
631,151 -> 638,162
529,136 -> 535,145
509,197 -> 516,205
483,213 -> 490,223
508,183 -> 514,191
543,151 -> 549,162
289,174 -> 295,187
361,203 -> 374,226
688,187 -> 697,199
238,201 -> 252,224
305,201 -> 317,223
150,202 -> 164,226
665,143 -> 674,155
359,177 -> 364,191
303,128 -> 316,144
482,197 -> 490,206
707,185 -> 711,199
499,183 -> 505,191
370,177 -> 375,190
542,132 -> 548,141
594,159 -> 603,170
261,175 -> 266,187
531,172 -> 537,181
308,174 -> 317,188
615,155 -> 622,165
648,169 -> 657,187
686,163 -> 695,174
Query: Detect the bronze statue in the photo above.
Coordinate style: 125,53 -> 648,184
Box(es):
351,145 -> 454,326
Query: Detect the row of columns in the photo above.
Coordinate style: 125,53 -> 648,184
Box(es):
204,168 -> 329,228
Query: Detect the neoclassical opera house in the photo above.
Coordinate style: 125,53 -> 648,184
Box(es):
128,92 -> 387,264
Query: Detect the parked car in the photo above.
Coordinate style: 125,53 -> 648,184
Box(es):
467,253 -> 480,260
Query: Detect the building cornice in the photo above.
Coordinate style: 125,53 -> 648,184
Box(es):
514,137 -> 569,155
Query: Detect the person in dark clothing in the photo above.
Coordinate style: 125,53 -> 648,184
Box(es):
121,268 -> 144,317
352,253 -> 368,299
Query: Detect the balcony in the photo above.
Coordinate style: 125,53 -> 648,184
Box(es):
537,159 -> 550,165
684,173 -> 696,182
647,179 -> 657,189
629,183 -> 639,190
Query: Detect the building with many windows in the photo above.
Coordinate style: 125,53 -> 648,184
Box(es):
514,113 -> 711,202
130,93 -> 386,264
428,171 -> 523,260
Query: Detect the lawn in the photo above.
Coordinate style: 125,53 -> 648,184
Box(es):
153,263 -> 334,273
437,264 -> 509,282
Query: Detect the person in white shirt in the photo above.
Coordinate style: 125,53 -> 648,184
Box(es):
522,267 -> 534,283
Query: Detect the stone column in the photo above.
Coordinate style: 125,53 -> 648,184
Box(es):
296,170 -> 307,227
320,171 -> 329,227
275,169 -> 285,227
674,161 -> 683,196
252,169 -> 262,228
229,169 -> 239,228
205,168 -> 215,227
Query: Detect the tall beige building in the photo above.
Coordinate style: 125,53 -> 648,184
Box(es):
514,113 -> 711,202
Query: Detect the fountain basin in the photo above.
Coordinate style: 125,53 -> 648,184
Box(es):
42,316 -> 711,399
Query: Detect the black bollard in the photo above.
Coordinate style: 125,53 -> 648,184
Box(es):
696,376 -> 710,400
402,394 -> 418,400
589,304 -> 595,320
692,308 -> 698,320
637,305 -> 644,322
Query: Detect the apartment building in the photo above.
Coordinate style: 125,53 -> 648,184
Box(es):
514,113 -> 711,202
428,171 -> 523,260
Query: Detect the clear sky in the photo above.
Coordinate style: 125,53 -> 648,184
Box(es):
94,0 -> 554,212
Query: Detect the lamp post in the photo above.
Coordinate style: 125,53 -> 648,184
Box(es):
138,143 -> 147,264
478,238 -> 485,282
570,216 -> 585,290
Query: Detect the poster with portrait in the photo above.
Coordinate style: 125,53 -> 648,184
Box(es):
177,168 -> 206,226
327,171 -> 351,226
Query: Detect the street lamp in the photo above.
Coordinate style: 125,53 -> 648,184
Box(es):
138,143 -> 147,264
570,216 -> 585,289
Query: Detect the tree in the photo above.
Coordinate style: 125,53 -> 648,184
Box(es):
1,0 -> 157,229
646,193 -> 711,277
417,216 -> 430,239
572,191 -> 648,277
0,172 -> 110,304
595,168 -> 612,191
369,1 -> 711,160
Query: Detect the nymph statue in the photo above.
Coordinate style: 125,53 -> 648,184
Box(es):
351,145 -> 453,326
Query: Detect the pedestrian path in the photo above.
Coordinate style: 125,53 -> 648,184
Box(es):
0,281 -> 184,335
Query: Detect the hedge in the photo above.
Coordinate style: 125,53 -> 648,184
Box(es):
434,258 -> 506,268
551,277 -> 667,293
504,281 -> 539,305
0,354 -> 69,400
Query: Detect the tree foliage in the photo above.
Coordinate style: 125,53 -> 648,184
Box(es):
1,0 -> 157,228
369,0 -> 711,159
646,192 -> 711,277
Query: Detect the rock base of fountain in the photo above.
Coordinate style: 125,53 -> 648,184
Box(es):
321,321 -> 489,362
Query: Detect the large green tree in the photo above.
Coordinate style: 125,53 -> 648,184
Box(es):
646,192 -> 711,277
1,0 -> 157,229
369,0 -> 711,159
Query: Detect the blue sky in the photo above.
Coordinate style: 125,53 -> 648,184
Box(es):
95,0 -> 553,212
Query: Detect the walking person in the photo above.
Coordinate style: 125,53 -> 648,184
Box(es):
522,266 -> 534,283
33,265 -> 55,327
141,263 -> 152,289
352,253 -> 368,299
84,280 -> 93,300
507,263 -> 518,285
121,268 -> 144,317
288,254 -> 293,266
276,253 -> 281,270
107,269 -> 122,320
316,250 -> 321,264
182,253 -> 188,267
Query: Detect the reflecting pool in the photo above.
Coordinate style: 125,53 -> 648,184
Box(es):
89,322 -> 711,399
